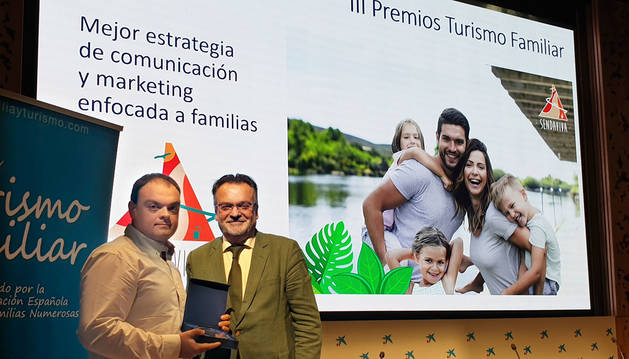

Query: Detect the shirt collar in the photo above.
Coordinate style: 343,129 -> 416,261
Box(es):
222,236 -> 256,252
125,224 -> 174,260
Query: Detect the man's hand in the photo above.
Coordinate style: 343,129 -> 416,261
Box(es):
179,328 -> 220,358
218,313 -> 230,332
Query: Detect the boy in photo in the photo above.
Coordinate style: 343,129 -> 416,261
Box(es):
491,174 -> 561,295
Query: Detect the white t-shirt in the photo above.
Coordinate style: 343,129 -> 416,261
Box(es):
389,160 -> 463,248
412,281 -> 446,295
525,213 -> 561,286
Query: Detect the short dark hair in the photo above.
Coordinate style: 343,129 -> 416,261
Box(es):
437,108 -> 470,142
212,173 -> 258,207
412,226 -> 452,261
130,173 -> 180,204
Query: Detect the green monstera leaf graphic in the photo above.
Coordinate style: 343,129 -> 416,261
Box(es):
304,222 -> 353,294
356,244 -> 412,294
304,223 -> 412,294
356,242 -> 384,293
331,272 -> 373,294
332,241 -> 412,294
379,266 -> 413,294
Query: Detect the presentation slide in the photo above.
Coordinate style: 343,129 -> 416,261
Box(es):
37,0 -> 589,312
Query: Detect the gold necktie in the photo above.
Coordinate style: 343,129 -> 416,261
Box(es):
226,244 -> 245,315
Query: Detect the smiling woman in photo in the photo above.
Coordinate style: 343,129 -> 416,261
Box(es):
452,139 -> 532,295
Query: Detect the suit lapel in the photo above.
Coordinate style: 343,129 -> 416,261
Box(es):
235,233 -> 270,327
205,238 -> 227,283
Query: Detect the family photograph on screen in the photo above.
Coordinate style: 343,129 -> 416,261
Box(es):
287,0 -> 587,311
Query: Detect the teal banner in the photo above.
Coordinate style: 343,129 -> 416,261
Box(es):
0,91 -> 120,358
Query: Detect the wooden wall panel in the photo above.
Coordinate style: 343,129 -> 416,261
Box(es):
599,0 -> 629,354
0,0 -> 23,92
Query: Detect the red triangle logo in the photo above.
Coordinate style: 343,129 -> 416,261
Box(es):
109,143 -> 216,242
539,85 -> 568,121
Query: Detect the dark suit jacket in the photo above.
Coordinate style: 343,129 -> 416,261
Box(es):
186,232 -> 322,359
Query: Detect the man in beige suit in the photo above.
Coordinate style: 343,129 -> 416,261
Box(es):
78,173 -> 228,359
186,174 -> 321,359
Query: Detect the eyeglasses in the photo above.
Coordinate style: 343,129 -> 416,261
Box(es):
216,201 -> 256,213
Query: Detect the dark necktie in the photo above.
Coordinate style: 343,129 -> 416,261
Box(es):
160,242 -> 175,261
226,244 -> 246,316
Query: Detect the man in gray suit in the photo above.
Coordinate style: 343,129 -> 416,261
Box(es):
186,174 -> 321,359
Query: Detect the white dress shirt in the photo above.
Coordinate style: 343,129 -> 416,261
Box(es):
78,225 -> 186,359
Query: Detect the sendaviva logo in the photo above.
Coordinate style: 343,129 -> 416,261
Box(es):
539,85 -> 568,132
